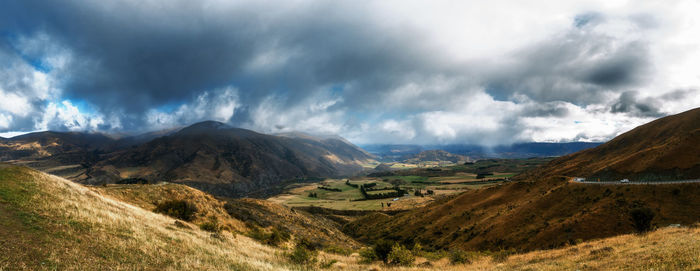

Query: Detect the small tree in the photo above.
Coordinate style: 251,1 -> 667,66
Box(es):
373,240 -> 395,263
630,207 -> 655,233
287,243 -> 318,265
359,247 -> 378,263
387,244 -> 414,266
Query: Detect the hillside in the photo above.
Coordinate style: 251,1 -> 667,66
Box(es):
346,108 -> 700,252
525,107 -> 700,181
0,164 -> 291,270
403,150 -> 471,164
86,121 -> 375,197
2,164 -> 699,270
94,182 -> 359,250
0,121 -> 376,197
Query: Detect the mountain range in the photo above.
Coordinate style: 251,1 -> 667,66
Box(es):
0,121 -> 375,197
362,142 -> 602,160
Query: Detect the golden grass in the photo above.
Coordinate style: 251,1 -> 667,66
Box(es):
0,166 -> 292,270
2,165 -> 699,270
94,183 -> 248,233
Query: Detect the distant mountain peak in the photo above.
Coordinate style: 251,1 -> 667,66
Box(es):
186,120 -> 231,130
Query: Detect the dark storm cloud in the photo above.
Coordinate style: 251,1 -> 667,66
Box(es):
0,0 -> 447,131
659,88 -> 697,101
610,91 -> 662,117
521,102 -> 570,117
484,13 -> 652,104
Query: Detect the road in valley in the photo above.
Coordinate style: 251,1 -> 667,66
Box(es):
571,178 -> 700,185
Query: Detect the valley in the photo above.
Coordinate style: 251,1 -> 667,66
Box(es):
1,108 -> 700,270
269,158 -> 551,211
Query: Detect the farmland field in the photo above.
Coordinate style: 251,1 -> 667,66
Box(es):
268,158 -> 553,211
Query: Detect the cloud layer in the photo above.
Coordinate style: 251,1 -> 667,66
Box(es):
1,0 -> 699,144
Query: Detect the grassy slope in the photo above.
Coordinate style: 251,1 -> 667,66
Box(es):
94,183 -> 248,233
0,164 -> 290,270
1,164 -> 699,270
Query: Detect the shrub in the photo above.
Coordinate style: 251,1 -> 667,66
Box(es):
359,247 -> 378,263
387,244 -> 415,266
248,226 -> 291,246
287,244 -> 318,265
154,200 -> 198,221
373,240 -> 395,263
449,249 -> 471,264
199,220 -> 219,232
630,207 -> 655,233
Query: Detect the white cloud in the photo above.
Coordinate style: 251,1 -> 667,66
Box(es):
35,100 -> 105,131
146,87 -> 240,130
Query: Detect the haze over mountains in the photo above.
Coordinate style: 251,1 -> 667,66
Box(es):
363,142 -> 602,160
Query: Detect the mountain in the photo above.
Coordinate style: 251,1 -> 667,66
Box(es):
403,150 -> 471,163
363,142 -> 602,160
525,107 -> 700,181
85,121 -> 376,197
346,108 -> 700,252
0,131 -> 115,161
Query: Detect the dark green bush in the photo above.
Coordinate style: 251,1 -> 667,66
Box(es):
248,226 -> 291,246
287,243 -> 318,265
154,200 -> 198,221
373,240 -> 395,263
449,249 -> 471,264
359,247 -> 378,263
199,219 -> 219,232
630,207 -> 655,233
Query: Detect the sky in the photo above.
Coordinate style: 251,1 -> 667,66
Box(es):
1,0 -> 699,145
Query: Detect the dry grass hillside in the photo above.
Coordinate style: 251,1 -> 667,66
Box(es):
2,164 -> 699,270
529,107 -> 700,181
346,108 -> 700,252
94,182 -> 360,250
0,164 -> 296,270
346,178 -> 700,252
93,183 -> 248,233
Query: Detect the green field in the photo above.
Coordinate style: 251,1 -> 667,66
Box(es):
270,158 -> 551,211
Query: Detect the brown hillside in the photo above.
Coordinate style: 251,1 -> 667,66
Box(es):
346,108 -> 700,252
531,107 -> 700,181
86,121 -> 375,197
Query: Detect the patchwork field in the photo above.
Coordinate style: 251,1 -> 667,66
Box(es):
270,158 -> 551,211
269,177 -> 510,211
